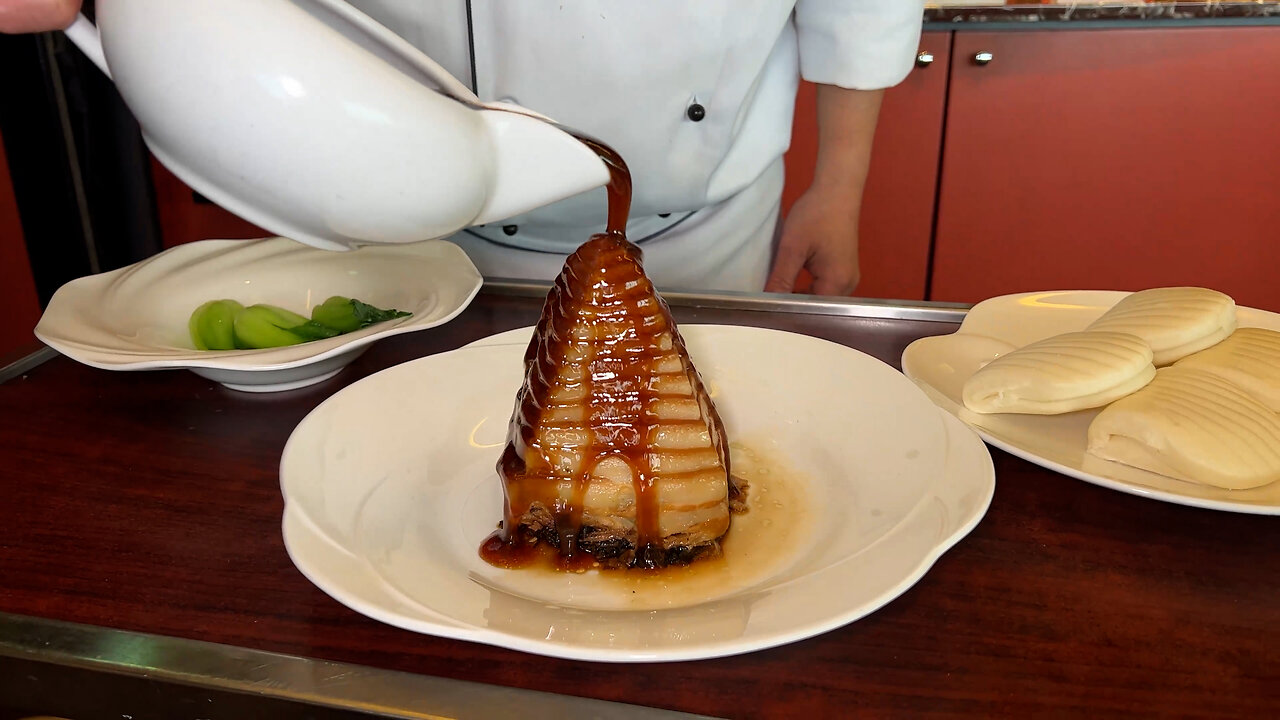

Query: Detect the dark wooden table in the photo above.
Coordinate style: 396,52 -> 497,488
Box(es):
1,288 -> 1276,718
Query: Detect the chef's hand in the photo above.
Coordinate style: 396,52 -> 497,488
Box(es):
0,0 -> 80,33
765,186 -> 861,295
765,85 -> 884,296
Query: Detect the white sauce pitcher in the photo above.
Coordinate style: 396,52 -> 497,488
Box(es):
64,0 -> 610,251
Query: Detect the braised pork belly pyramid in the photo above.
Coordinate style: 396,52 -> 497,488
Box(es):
487,232 -> 745,570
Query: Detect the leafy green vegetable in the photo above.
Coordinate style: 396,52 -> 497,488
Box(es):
189,296 -> 411,350
188,299 -> 244,350
233,304 -> 309,349
310,296 -> 363,334
287,320 -> 344,341
311,296 -> 411,334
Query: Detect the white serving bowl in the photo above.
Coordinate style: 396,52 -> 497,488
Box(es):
34,237 -> 483,392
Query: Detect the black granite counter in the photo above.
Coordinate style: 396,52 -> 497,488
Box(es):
925,2 -> 1280,25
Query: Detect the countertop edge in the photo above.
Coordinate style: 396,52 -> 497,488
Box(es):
0,345 -> 57,384
924,3 -> 1280,25
0,611 -> 717,720
0,284 -> 968,387
483,279 -> 973,324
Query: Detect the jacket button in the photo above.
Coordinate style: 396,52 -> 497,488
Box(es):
686,103 -> 706,122
503,225 -> 518,236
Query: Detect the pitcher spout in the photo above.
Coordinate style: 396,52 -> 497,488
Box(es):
473,110 -> 610,226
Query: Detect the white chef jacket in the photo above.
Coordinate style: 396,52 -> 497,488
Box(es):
348,0 -> 924,291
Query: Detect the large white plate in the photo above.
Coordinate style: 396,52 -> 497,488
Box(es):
902,290 -> 1280,514
280,325 -> 995,662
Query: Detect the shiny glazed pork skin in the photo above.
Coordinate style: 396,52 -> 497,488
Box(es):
487,234 -> 745,570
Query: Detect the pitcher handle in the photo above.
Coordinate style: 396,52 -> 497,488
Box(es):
64,14 -> 111,79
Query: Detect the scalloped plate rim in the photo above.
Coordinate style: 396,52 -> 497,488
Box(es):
277,325 -> 996,661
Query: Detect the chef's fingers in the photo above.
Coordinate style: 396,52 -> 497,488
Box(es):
0,0 -> 80,33
764,240 -> 808,294
811,258 -> 860,296
811,272 -> 858,297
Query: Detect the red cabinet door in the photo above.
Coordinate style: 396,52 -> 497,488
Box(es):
932,27 -> 1280,311
783,31 -> 951,300
0,131 -> 43,359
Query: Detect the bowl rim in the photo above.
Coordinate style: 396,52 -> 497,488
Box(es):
34,237 -> 483,373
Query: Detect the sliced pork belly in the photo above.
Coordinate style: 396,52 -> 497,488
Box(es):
492,233 -> 744,569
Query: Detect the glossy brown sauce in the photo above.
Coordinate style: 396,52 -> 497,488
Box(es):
476,442 -> 810,613
481,133 -> 737,571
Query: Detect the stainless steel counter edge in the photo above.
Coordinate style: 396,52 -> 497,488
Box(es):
0,345 -> 57,385
1,286 -> 968,385
0,612 -> 719,719
483,279 -> 973,323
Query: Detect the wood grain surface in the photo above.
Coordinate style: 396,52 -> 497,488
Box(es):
1,291 -> 1276,719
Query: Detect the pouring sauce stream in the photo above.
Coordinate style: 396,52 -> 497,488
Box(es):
480,131 -> 732,571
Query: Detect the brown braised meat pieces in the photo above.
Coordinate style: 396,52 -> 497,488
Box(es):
489,233 -> 745,570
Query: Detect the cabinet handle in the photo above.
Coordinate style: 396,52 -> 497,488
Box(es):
972,51 -> 994,66
915,50 -> 935,68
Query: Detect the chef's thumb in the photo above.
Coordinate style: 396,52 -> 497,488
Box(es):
764,244 -> 807,294
0,0 -> 82,33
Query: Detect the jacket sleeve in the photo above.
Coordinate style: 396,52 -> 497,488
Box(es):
794,0 -> 925,90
